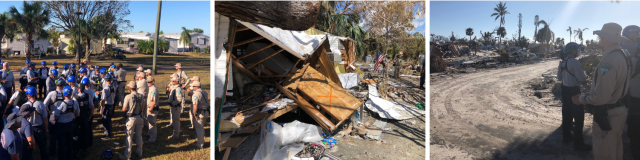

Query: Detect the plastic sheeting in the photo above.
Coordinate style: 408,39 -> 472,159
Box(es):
238,20 -> 326,58
337,73 -> 359,89
261,98 -> 295,112
253,120 -> 324,160
365,84 -> 425,120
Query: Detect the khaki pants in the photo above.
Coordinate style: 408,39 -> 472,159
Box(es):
147,110 -> 158,142
592,106 -> 628,160
141,96 -> 148,130
170,106 -> 181,138
187,101 -> 195,128
125,115 -> 143,159
195,110 -> 209,149
168,101 -> 184,126
118,82 -> 126,106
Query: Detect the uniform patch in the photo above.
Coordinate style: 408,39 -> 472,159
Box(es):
152,92 -> 156,96
194,96 -> 198,100
177,90 -> 181,95
599,63 -> 612,76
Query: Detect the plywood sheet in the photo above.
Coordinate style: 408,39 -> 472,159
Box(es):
297,66 -> 362,121
308,40 -> 343,88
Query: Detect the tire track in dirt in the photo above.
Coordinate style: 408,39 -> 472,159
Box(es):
430,60 -> 595,159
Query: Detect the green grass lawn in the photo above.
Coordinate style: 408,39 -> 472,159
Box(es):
19,53 -> 212,160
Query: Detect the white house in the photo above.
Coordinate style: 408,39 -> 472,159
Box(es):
1,34 -> 51,55
161,32 -> 210,52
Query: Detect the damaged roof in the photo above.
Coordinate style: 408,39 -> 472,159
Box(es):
237,20 -> 327,58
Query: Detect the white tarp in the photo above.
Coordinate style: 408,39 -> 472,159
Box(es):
338,73 -> 359,89
238,20 -> 326,58
253,120 -> 323,160
366,84 -> 425,120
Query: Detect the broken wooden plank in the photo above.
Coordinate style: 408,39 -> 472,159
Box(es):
237,43 -> 276,60
235,26 -> 250,32
288,58 -> 302,74
246,49 -> 285,69
275,83 -> 336,131
263,65 -> 281,75
267,105 -> 298,120
231,55 -> 267,84
221,120 -> 265,148
222,148 -> 231,160
307,40 -> 343,87
233,36 -> 265,47
297,65 -> 362,122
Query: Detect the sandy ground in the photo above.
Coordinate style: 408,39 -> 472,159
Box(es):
430,59 -> 634,159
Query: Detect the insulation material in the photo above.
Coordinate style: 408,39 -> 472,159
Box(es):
337,73 -> 359,89
238,20 -> 327,58
365,84 -> 425,120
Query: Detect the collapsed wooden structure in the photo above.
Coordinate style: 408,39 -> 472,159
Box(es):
216,18 -> 363,156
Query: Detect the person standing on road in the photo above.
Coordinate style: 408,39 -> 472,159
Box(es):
38,61 -> 49,99
145,77 -> 158,144
557,42 -> 591,151
191,82 -> 208,149
624,27 -> 640,160
119,81 -> 144,160
572,22 -> 631,160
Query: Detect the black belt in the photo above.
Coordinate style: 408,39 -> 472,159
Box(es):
118,81 -> 126,83
597,101 -> 625,110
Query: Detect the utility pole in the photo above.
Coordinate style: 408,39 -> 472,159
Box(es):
153,0 -> 162,74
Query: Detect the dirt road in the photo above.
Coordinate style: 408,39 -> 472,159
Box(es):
430,60 -> 633,159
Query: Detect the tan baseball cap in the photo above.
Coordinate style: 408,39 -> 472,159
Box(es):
191,81 -> 201,87
146,76 -> 155,82
144,69 -> 151,73
174,63 -> 182,68
127,81 -> 136,88
171,76 -> 179,82
191,76 -> 200,81
137,67 -> 143,71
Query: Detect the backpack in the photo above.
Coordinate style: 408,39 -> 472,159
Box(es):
12,91 -> 27,108
61,101 -> 75,114
560,57 -> 579,80
127,94 -> 143,117
74,93 -> 90,117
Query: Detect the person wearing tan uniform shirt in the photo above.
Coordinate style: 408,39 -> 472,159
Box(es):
136,75 -> 148,132
115,64 -> 127,107
167,77 -> 183,140
119,81 -> 144,160
572,23 -> 631,160
145,77 -> 159,143
191,82 -> 208,149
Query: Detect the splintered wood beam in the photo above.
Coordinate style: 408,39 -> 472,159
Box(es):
287,58 -> 302,74
231,55 -> 266,84
247,49 -> 284,69
235,26 -> 250,32
256,73 -> 295,77
263,65 -> 281,75
233,36 -> 264,47
275,83 -> 335,131
236,43 -> 276,60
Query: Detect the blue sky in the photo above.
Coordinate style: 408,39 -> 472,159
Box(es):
0,1 -> 210,36
431,1 -> 640,44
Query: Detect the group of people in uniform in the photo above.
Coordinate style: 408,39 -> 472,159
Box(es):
559,22 -> 640,160
0,60 -> 209,160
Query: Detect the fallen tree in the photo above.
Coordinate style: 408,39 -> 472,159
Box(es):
215,1 -> 320,31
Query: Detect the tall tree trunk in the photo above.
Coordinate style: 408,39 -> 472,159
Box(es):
26,35 -> 32,60
103,38 -> 107,53
215,1 -> 320,31
85,38 -> 91,62
0,33 -> 4,57
534,26 -> 538,43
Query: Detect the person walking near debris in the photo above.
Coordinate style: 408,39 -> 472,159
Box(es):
558,42 -> 591,151
572,22 -> 631,160
119,81 -> 144,160
191,81 -> 208,149
24,87 -> 48,160
145,77 -> 158,143
624,28 -> 640,160
167,77 -> 183,140
53,86 -> 80,160
38,61 -> 49,99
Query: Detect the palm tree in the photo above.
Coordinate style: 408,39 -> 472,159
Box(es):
534,15 -> 539,43
574,28 -> 589,45
491,1 -> 510,47
179,27 -> 192,53
78,17 -> 106,60
536,20 -> 555,52
466,28 -> 474,46
9,1 -> 50,60
496,27 -> 507,46
0,12 -> 18,57
47,29 -> 60,55
104,33 -> 122,54
566,26 -> 572,42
